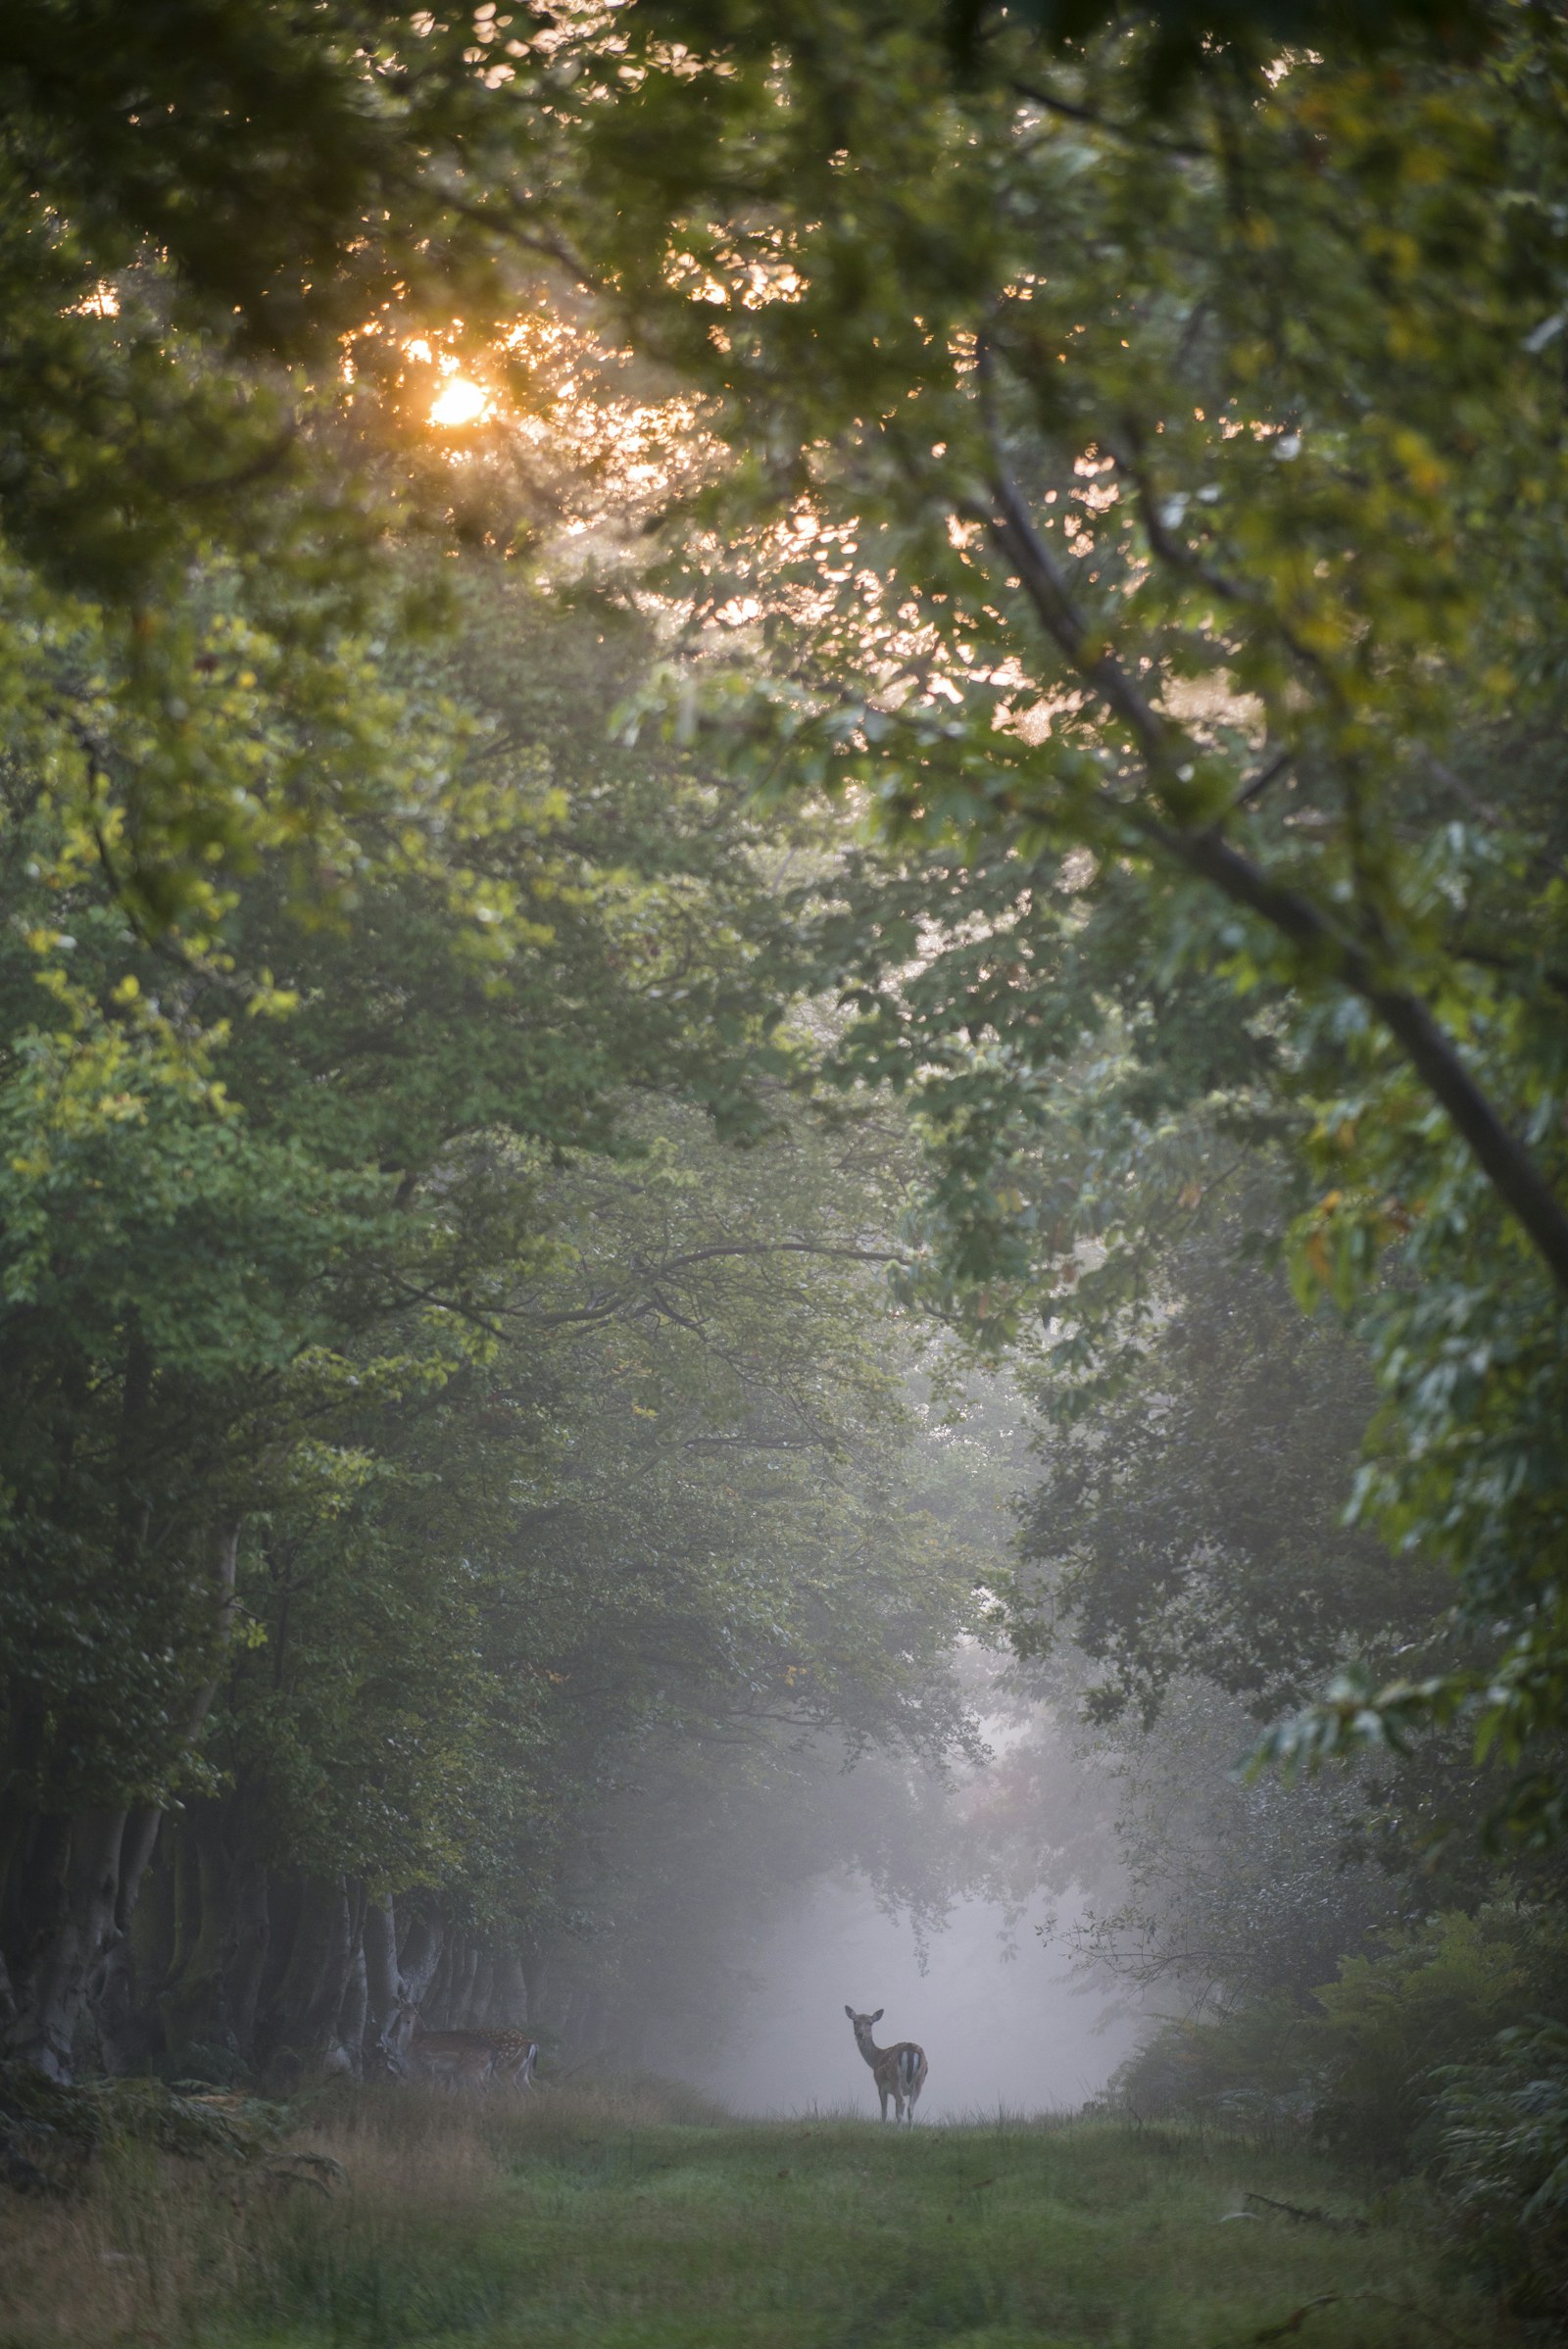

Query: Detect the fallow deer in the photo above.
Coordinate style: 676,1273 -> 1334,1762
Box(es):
392,2006 -> 539,2092
484,2026 -> 540,2091
400,2018 -> 496,2091
845,2004 -> 927,2124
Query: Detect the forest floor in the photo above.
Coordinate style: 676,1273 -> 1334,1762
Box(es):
0,2078 -> 1513,2349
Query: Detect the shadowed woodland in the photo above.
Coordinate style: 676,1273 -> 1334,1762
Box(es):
5,0 -> 1568,2337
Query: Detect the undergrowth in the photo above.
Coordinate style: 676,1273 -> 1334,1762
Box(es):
0,2077 -> 1518,2348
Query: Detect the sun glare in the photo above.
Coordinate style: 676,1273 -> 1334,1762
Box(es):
430,375 -> 491,428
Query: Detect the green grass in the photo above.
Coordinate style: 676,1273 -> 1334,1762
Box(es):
0,2083 -> 1511,2348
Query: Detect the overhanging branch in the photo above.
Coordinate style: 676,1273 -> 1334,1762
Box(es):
968,407 -> 1568,1299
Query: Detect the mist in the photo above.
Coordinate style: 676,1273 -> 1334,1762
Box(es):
683,1871 -> 1142,2119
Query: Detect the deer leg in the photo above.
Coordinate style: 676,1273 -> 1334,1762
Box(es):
878,2083 -> 889,2121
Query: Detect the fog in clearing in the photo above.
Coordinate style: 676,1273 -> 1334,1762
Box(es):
686,1872 -> 1141,2121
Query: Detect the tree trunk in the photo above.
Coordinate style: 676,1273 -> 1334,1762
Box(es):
318,1879 -> 354,2073
497,1953 -> 529,2030
337,1936 -> 368,2077
2,1810 -> 126,2080
157,1827 -> 202,2042
256,1873 -> 302,2027
397,1913 -> 444,2007
519,1939 -> 548,2034
449,1940 -> 480,2030
0,1813 -> 68,2044
263,1875 -> 353,2075
422,1934 -> 457,2027
158,1811 -> 234,2054
1,1524 -> 241,2081
364,1897 -> 405,2075
225,1858 -> 270,2061
261,1874 -> 333,2067
466,1949 -> 496,2031
0,1797 -> 35,1981
95,1806 -> 165,2074
128,1831 -> 175,1984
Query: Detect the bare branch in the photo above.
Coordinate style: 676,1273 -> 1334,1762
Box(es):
514,1240 -> 910,1331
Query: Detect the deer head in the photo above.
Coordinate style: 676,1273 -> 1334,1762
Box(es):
845,2004 -> 884,2057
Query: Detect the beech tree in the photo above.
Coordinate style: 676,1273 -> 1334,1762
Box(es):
526,0 -> 1568,1812
0,577 -> 984,2079
9,0 -> 1568,2102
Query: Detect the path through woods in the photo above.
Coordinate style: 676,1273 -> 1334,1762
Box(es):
0,2083 -> 1497,2347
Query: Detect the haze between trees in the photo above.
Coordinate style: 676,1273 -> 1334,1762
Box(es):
3,0 -> 1568,2325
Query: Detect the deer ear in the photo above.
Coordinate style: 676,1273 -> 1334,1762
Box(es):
845,2005 -> 856,2020
871,2008 -> 884,2023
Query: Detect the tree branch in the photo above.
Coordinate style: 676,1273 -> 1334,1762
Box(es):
632,1240 -> 911,1275
1151,820 -> 1568,1297
1233,745 -> 1293,810
514,1241 -> 911,1330
968,410 -> 1568,1299
1009,78 -> 1206,161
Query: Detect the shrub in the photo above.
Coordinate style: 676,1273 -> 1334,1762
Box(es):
0,2061 -> 318,2197
1109,1898 -> 1568,2170
1434,2020 -> 1568,2322
1311,1904 -> 1568,2168
1107,1994 -> 1322,2133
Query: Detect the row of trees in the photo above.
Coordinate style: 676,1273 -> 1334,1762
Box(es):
5,0 -> 1568,2189
0,561 -> 992,2079
547,0 -> 1568,1804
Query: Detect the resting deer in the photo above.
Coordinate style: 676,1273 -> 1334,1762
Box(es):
845,2005 -> 927,2124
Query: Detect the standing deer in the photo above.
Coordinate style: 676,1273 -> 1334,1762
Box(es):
486,2026 -> 540,2091
845,2005 -> 928,2124
391,2005 -> 539,2092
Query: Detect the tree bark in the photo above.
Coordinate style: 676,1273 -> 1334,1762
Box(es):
94,1806 -> 165,2074
497,1952 -> 529,2030
224,1859 -> 270,2061
450,1940 -> 480,2030
2,1810 -> 126,2080
422,1933 -> 456,2026
364,1897 -> 405,2075
466,1948 -> 496,2031
397,1913 -> 445,2007
262,1875 -> 355,2075
336,1907 -> 368,2077
158,1812 -> 235,2054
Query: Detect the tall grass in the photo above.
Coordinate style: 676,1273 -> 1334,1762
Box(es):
0,2078 -> 1515,2347
0,2077 -> 718,2347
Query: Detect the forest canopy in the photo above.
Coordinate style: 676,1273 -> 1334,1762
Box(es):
1,18 -> 1567,2289
547,0 -> 1568,1807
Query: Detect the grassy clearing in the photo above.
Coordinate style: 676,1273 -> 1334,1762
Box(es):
0,2080 -> 1511,2348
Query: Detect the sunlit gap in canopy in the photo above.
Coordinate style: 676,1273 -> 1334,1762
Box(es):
430,370 -> 493,428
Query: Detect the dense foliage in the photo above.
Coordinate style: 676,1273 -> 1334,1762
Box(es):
523,0 -> 1568,1818
0,571 -> 986,2079
5,11 -> 1568,2320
